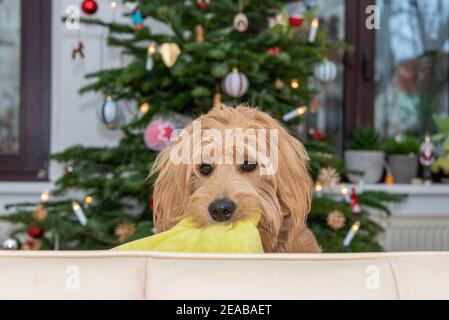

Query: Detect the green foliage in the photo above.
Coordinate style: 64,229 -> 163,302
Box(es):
347,127 -> 382,151
384,135 -> 420,155
431,115 -> 449,174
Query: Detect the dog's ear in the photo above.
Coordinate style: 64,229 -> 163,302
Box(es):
150,145 -> 189,232
275,128 -> 313,251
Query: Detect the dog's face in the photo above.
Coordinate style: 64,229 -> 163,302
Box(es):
151,105 -> 312,252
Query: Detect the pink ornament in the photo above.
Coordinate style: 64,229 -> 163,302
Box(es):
221,69 -> 249,98
144,119 -> 175,151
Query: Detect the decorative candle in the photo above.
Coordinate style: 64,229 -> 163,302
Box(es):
308,18 -> 319,42
343,221 -> 361,247
283,106 -> 308,122
72,202 -> 88,226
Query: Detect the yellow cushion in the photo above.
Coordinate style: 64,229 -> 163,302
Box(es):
112,213 -> 263,253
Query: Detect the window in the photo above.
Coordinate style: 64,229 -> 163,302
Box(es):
344,0 -> 449,139
0,0 -> 51,181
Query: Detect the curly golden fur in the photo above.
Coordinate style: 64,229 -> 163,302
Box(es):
150,104 -> 320,253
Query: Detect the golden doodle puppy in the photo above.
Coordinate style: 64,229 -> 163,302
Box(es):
151,104 -> 320,253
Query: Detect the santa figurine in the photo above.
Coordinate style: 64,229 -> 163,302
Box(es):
419,132 -> 436,184
350,188 -> 362,215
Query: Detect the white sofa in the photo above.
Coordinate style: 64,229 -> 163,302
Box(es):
0,251 -> 448,300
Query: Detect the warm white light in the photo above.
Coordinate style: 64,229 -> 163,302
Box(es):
41,190 -> 50,202
147,43 -> 157,54
290,79 -> 299,89
341,186 -> 348,195
351,221 -> 361,231
315,184 -> 322,192
111,0 -> 117,8
84,196 -> 93,206
311,17 -> 319,28
72,202 -> 81,211
140,102 -> 150,114
297,106 -> 308,115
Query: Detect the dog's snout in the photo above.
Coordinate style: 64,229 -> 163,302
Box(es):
208,198 -> 236,222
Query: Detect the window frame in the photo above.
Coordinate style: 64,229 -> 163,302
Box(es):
0,0 -> 51,181
343,0 -> 376,139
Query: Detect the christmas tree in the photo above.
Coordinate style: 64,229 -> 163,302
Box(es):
1,0 -> 402,252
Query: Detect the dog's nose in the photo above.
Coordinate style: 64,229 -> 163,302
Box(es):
208,198 -> 236,222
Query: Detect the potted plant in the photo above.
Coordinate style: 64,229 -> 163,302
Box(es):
345,127 -> 385,184
431,115 -> 449,183
384,135 -> 420,183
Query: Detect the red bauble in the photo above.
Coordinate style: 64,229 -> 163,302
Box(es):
288,14 -> 304,27
196,0 -> 210,8
27,226 -> 44,239
266,47 -> 282,57
81,0 -> 98,15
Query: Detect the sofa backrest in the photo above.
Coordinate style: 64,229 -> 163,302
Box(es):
0,251 -> 448,300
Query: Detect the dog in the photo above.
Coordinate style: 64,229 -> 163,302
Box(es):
150,104 -> 320,253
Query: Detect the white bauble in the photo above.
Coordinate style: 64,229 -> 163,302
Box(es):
221,69 -> 249,98
97,96 -> 122,129
314,59 -> 338,83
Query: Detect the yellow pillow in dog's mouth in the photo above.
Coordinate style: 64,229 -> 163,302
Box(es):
112,213 -> 263,253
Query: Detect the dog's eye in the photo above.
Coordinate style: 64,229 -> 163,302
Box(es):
199,164 -> 214,176
241,161 -> 257,172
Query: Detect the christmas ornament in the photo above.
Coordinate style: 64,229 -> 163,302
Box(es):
27,226 -> 44,239
132,8 -> 144,29
233,12 -> 248,32
419,132 -> 436,183
308,17 -> 320,42
305,0 -> 316,10
115,222 -> 136,243
285,1 -> 306,27
288,14 -> 304,27
350,188 -> 362,215
195,0 -> 211,8
309,128 -> 325,141
266,47 -> 281,57
33,205 -> 48,222
274,79 -> 284,90
268,12 -> 286,28
72,41 -> 85,60
81,0 -> 98,15
97,96 -> 122,129
1,237 -> 19,250
314,59 -> 337,83
318,167 -> 340,188
159,43 -> 181,68
222,69 -> 249,98
327,210 -> 346,230
195,25 -> 204,43
72,202 -> 88,226
282,106 -> 307,122
342,221 -> 361,247
146,42 -> 157,71
22,239 -> 42,251
144,119 -> 175,152
290,78 -> 299,89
